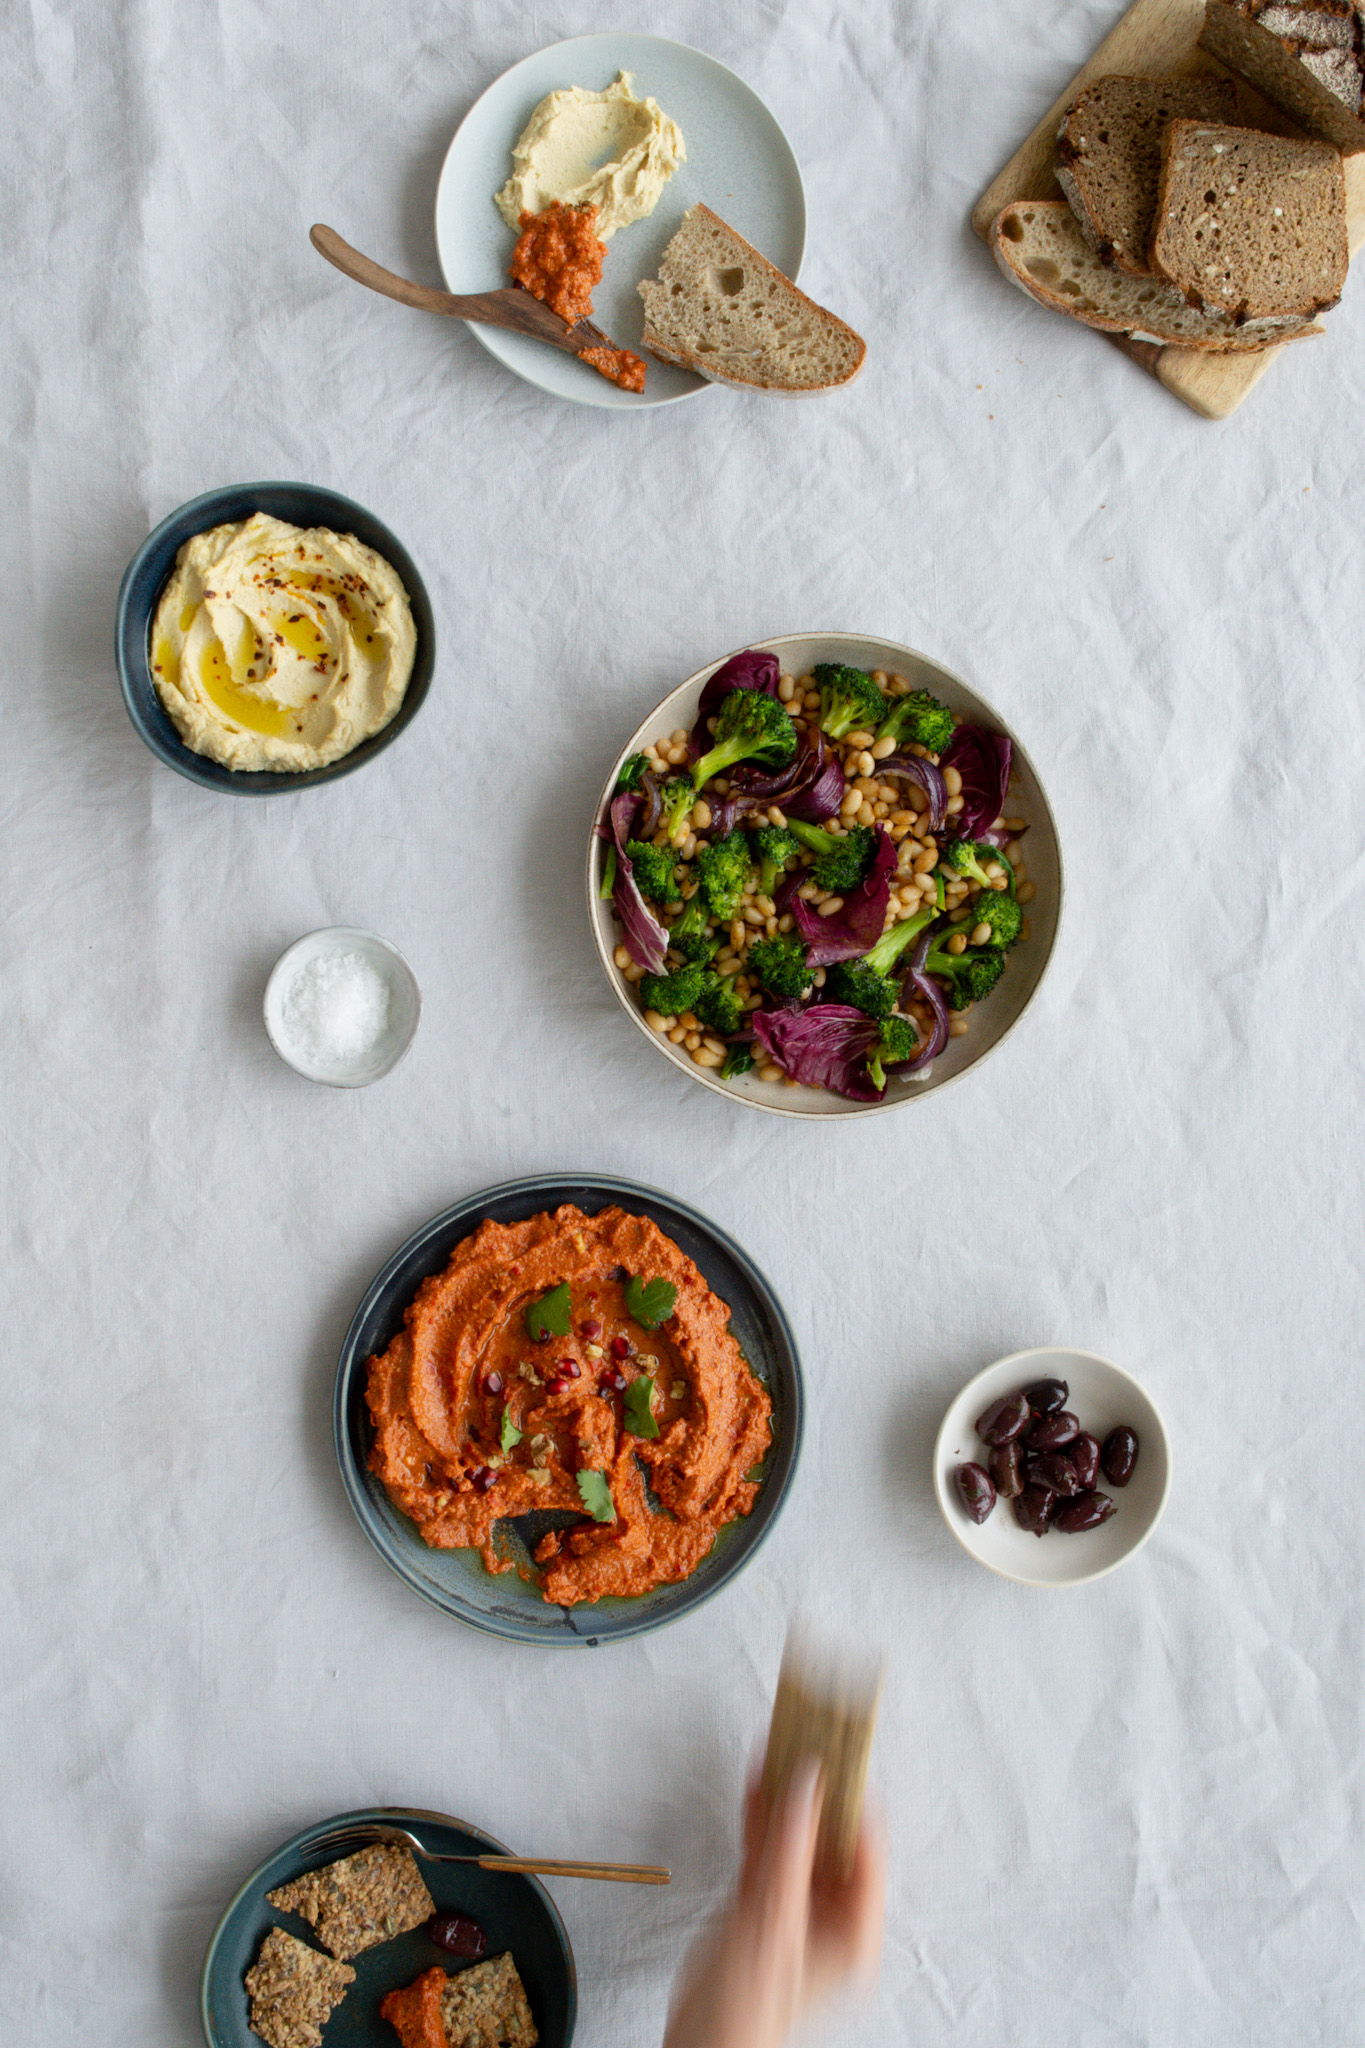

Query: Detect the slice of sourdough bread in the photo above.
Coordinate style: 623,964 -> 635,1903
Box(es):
1201,0 -> 1365,152
1149,119 -> 1347,314
637,204 -> 866,392
990,198 -> 1323,346
1056,74 -> 1240,272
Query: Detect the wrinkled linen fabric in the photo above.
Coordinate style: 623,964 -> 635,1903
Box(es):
4,0 -> 1365,2043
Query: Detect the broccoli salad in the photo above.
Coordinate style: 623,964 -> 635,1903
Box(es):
599,648 -> 1035,1103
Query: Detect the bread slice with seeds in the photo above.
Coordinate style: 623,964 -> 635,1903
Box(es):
1056,74 -> 1240,271
990,198 -> 1323,345
1201,0 -> 1365,153
637,204 -> 865,393
266,1844 -> 434,1960
1149,119 -> 1347,315
244,1927 -> 355,2048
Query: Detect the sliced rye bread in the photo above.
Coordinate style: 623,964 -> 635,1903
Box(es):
990,198 -> 1323,346
1056,74 -> 1240,273
1201,0 -> 1365,151
637,204 -> 866,393
1149,119 -> 1347,315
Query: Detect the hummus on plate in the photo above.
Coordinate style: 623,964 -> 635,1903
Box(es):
365,1205 -> 773,1606
494,72 -> 685,240
150,512 -> 417,773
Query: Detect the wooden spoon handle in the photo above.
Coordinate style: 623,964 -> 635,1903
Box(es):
475,1856 -> 671,1884
310,223 -> 475,317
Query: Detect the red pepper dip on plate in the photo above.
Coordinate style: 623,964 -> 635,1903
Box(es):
507,201 -> 647,392
364,1205 -> 772,1605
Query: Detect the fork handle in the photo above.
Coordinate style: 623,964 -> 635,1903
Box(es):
474,1855 -> 670,1884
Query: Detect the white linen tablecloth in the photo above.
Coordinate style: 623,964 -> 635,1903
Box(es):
6,0 -> 1365,2042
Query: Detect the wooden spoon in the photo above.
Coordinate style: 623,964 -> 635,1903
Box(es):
310,222 -> 620,360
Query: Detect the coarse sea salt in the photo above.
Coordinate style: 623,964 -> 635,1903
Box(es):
281,951 -> 391,1067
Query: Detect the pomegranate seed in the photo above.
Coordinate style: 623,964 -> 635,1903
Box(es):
580,1318 -> 602,1339
483,1371 -> 503,1396
600,1369 -> 628,1395
610,1334 -> 633,1360
547,1376 -> 570,1396
470,1466 -> 496,1493
557,1358 -> 581,1378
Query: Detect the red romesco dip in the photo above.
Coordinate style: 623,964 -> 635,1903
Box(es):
509,201 -> 604,325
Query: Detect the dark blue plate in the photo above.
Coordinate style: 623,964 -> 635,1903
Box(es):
114,481 -> 436,794
200,1807 -> 575,2048
334,1174 -> 804,1645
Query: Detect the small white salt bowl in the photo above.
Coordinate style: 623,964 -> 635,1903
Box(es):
263,926 -> 421,1088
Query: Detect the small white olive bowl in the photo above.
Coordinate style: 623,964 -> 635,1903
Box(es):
263,926 -> 422,1089
586,632 -> 1063,1120
933,1348 -> 1172,1588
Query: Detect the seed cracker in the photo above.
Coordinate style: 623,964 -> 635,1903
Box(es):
759,1636 -> 883,1886
244,1926 -> 355,2048
266,1844 -> 434,1959
439,1951 -> 539,2047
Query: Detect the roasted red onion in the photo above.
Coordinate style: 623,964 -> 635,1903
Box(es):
878,753 -> 946,833
941,726 -> 1012,840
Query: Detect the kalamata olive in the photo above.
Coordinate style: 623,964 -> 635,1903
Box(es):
428,1911 -> 487,1959
1101,1426 -> 1139,1487
955,1462 -> 997,1524
988,1440 -> 1025,1499
1023,1376 -> 1068,1416
1026,1410 -> 1079,1450
1070,1431 -> 1101,1489
1013,1484 -> 1056,1537
1031,1451 -> 1080,1497
1051,1490 -> 1117,1533
975,1391 -> 1031,1446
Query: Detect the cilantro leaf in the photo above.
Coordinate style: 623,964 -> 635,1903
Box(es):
576,1469 -> 616,1523
525,1283 -> 571,1342
624,1275 -> 678,1329
500,1407 -> 522,1454
623,1374 -> 660,1440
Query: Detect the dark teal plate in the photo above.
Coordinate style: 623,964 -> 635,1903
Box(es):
200,1807 -> 575,2047
333,1174 -> 804,1645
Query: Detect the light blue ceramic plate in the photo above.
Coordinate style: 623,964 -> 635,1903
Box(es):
434,34 -> 806,408
334,1175 -> 804,1644
201,1807 -> 575,2048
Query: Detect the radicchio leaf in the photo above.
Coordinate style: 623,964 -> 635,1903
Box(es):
606,789 -> 667,972
707,731 -> 845,836
901,921 -> 950,1070
751,1003 -> 884,1103
878,753 -> 946,833
687,648 -> 781,757
790,827 -> 897,965
942,726 -> 1012,841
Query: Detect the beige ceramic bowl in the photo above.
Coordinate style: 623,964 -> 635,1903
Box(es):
586,632 -> 1063,1119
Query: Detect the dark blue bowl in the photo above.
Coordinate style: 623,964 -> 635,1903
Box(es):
201,1807 -> 576,2048
335,1174 -> 804,1646
114,481 -> 436,794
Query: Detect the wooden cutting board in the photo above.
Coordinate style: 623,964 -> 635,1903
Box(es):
972,0 -> 1365,418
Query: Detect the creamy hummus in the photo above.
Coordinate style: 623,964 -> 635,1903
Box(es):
494,72 -> 685,240
365,1205 -> 773,1606
150,512 -> 417,773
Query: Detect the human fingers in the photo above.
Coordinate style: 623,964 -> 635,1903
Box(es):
810,1806 -> 888,1983
746,1758 -> 823,1924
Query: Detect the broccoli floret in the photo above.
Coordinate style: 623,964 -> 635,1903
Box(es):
747,934 -> 814,1000
598,845 -> 617,901
665,893 -> 719,966
615,752 -> 649,793
638,962 -> 706,1019
696,973 -> 745,1037
749,823 -> 799,896
970,892 -> 1023,948
867,1015 -> 917,1091
659,778 -> 695,841
691,689 -> 798,792
827,960 -> 899,1019
943,838 -> 1015,895
721,1042 -> 755,1080
625,840 -> 677,903
696,830 -> 753,920
812,663 -> 886,741
921,937 -> 1007,1011
789,821 -> 876,893
875,688 -> 957,757
859,904 -> 939,978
